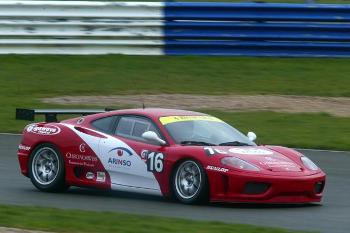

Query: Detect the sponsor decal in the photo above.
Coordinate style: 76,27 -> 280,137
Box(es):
259,160 -> 297,168
107,147 -> 133,168
108,158 -> 132,167
140,150 -> 149,160
159,115 -> 223,125
79,143 -> 86,153
26,124 -> 61,135
108,147 -> 133,157
65,152 -> 97,167
67,160 -> 95,167
259,156 -> 299,171
96,172 -> 106,182
206,165 -> 229,173
65,152 -> 98,162
18,144 -> 31,151
86,172 -> 95,180
229,148 -> 273,155
204,147 -> 228,156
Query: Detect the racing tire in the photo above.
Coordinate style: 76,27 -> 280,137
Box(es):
28,143 -> 67,192
172,160 -> 208,204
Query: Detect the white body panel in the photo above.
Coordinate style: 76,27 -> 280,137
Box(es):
62,123 -> 162,195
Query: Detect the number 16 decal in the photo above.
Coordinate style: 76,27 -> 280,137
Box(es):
147,152 -> 164,173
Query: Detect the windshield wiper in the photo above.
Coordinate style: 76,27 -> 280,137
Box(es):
180,141 -> 216,146
219,141 -> 251,146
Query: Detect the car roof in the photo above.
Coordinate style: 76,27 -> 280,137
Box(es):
61,108 -> 209,125
61,108 -> 211,130
107,108 -> 207,118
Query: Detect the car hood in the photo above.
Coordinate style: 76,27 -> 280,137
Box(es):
203,146 -> 303,173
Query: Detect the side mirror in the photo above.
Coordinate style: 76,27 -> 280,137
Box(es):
247,131 -> 257,142
142,131 -> 166,145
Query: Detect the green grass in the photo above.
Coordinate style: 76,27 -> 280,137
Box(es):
0,204 -> 310,233
2,55 -> 350,97
0,55 -> 349,150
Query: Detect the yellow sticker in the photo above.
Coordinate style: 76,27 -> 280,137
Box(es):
159,115 -> 223,125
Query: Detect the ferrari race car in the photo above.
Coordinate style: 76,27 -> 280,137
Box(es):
17,108 -> 326,204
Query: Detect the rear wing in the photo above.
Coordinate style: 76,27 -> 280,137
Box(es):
16,108 -> 114,123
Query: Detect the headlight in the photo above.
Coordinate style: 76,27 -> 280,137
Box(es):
301,156 -> 319,171
221,157 -> 260,171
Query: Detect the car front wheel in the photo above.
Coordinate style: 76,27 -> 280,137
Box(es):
172,160 -> 208,204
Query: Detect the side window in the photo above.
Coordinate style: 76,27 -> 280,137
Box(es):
115,116 -> 162,143
117,117 -> 133,135
91,116 -> 114,134
132,121 -> 149,138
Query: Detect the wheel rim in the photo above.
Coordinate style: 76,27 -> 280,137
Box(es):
175,161 -> 201,199
32,147 -> 59,185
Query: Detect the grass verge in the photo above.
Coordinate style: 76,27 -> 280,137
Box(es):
1,55 -> 350,97
0,204 -> 310,233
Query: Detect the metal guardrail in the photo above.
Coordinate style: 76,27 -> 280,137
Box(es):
0,1 -> 164,55
1,1 -> 350,57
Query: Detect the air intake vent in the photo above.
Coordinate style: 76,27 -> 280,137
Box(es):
244,182 -> 270,195
315,181 -> 325,194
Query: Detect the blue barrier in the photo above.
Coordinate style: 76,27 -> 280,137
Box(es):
164,3 -> 350,57
164,3 -> 350,21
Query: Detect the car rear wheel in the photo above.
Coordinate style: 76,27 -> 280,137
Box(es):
29,143 -> 67,192
172,160 -> 208,204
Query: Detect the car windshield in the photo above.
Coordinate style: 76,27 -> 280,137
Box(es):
159,115 -> 256,146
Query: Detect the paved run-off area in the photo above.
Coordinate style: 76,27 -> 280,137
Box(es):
1,134 -> 350,233
0,227 -> 48,233
43,94 -> 350,117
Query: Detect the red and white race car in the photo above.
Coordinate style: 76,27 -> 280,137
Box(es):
17,108 -> 326,204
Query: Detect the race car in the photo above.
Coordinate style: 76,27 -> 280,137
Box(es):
16,108 -> 326,204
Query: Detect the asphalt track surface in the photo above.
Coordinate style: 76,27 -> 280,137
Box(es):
1,134 -> 349,233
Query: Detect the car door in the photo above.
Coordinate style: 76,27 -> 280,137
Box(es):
98,115 -> 167,195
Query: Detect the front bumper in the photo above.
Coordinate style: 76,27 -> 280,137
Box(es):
208,170 -> 326,203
